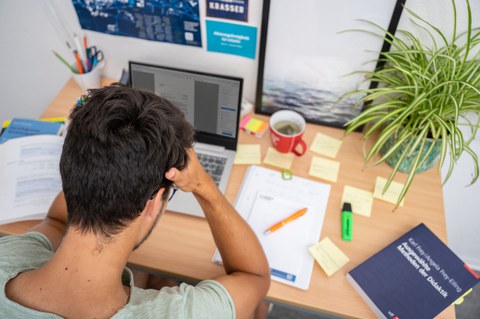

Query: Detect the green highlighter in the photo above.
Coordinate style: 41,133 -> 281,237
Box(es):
341,202 -> 353,241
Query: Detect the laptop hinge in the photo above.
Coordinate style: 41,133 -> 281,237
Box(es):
194,142 -> 226,153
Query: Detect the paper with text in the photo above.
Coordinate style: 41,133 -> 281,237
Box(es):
341,185 -> 374,217
263,147 -> 294,169
310,132 -> 342,158
234,144 -> 261,165
309,237 -> 350,276
308,156 -> 340,182
374,177 -> 405,206
0,135 -> 64,225
248,193 -> 311,285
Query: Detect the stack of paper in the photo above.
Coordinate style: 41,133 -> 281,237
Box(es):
213,165 -> 331,290
240,115 -> 268,138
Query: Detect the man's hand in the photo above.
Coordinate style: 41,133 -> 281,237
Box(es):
165,148 -> 217,197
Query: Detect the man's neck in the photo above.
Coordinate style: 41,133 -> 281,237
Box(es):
52,228 -> 134,276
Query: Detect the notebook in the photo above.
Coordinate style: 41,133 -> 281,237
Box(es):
129,61 -> 243,217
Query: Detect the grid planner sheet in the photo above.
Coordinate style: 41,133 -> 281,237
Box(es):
213,165 -> 331,289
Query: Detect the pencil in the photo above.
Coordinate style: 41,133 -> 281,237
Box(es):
52,50 -> 76,73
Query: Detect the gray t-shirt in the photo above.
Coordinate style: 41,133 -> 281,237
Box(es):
0,232 -> 235,318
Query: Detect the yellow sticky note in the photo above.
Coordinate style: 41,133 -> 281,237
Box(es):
373,177 -> 405,206
310,132 -> 342,158
234,144 -> 261,165
245,118 -> 263,132
263,147 -> 294,169
309,237 -> 350,277
341,185 -> 374,217
308,156 -> 340,183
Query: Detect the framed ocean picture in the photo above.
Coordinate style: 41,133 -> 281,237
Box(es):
255,0 -> 406,128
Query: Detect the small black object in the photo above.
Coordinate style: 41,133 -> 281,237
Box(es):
342,202 -> 352,212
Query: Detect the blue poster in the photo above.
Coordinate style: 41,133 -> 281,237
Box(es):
206,20 -> 257,59
72,0 -> 202,47
206,0 -> 248,22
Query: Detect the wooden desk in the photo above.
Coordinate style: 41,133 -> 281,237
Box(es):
0,78 -> 454,319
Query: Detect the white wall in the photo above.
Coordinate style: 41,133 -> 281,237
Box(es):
398,0 -> 480,270
0,0 -> 263,125
0,0 -> 71,123
1,0 -> 479,269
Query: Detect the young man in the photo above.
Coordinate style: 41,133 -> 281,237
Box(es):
0,84 -> 270,318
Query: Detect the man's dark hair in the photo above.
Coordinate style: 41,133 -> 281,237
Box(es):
60,83 -> 194,238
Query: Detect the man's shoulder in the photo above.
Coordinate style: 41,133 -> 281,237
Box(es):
116,280 -> 235,319
0,232 -> 53,274
0,232 -> 53,250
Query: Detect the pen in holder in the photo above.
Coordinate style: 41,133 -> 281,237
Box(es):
52,35 -> 106,92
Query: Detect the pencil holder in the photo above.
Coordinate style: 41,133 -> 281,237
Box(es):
71,62 -> 104,92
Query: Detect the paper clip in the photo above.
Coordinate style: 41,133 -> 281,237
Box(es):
281,169 -> 292,180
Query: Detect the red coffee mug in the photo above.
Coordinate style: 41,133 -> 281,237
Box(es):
269,110 -> 307,156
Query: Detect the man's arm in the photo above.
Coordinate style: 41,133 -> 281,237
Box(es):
166,149 -> 271,319
27,192 -> 68,251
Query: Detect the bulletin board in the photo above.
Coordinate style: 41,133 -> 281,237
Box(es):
255,0 -> 407,128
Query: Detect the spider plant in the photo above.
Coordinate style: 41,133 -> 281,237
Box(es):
342,0 -> 480,207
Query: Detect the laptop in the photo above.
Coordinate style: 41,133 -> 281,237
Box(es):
129,61 -> 243,217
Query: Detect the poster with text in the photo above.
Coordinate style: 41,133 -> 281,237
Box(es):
72,0 -> 202,47
206,20 -> 257,59
206,0 -> 248,22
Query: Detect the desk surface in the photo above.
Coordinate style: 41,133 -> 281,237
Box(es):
0,78 -> 454,319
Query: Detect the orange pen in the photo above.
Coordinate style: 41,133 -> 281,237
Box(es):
263,208 -> 307,235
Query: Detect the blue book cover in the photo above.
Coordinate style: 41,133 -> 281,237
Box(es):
0,118 -> 63,144
347,223 -> 480,319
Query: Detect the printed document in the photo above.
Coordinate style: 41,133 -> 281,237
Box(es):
0,135 -> 63,225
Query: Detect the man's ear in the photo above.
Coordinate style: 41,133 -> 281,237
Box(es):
144,188 -> 166,220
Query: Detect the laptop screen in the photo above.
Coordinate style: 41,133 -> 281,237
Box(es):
129,61 -> 242,150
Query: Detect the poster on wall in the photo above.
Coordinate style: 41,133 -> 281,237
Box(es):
206,0 -> 249,22
256,0 -> 406,128
72,0 -> 202,47
206,20 -> 257,59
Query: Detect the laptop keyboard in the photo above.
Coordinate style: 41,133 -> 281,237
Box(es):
197,153 -> 227,186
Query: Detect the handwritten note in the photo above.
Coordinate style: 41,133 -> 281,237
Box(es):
310,132 -> 342,158
309,237 -> 350,277
341,185 -> 374,217
234,144 -> 261,165
263,147 -> 294,169
308,156 -> 340,183
373,177 -> 405,206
